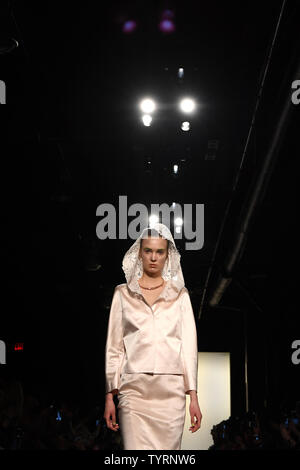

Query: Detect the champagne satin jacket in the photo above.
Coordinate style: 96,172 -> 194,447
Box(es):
104,279 -> 198,395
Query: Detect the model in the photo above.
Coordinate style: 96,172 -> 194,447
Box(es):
104,222 -> 202,449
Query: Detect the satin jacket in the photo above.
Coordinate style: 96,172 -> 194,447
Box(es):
104,279 -> 198,395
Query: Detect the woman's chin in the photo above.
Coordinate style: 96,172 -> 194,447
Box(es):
144,269 -> 161,277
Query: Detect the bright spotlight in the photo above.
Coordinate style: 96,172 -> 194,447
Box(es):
173,164 -> 178,174
179,98 -> 195,113
175,217 -> 183,226
159,19 -> 176,33
142,115 -> 152,126
149,214 -> 159,227
140,99 -> 156,114
178,68 -> 184,78
181,121 -> 190,131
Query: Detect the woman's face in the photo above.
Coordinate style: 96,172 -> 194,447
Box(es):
139,236 -> 168,276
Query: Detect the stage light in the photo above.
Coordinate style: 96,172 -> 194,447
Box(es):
122,20 -> 137,33
173,164 -> 178,174
175,217 -> 183,234
181,121 -> 190,131
179,98 -> 195,113
178,68 -> 184,78
175,217 -> 183,226
159,19 -> 176,33
149,214 -> 159,227
140,98 -> 156,113
162,8 -> 175,20
159,9 -> 176,33
142,115 -> 152,126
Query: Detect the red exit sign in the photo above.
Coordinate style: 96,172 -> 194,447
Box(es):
14,343 -> 24,351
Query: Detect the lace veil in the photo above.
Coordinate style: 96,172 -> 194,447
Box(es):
122,222 -> 185,298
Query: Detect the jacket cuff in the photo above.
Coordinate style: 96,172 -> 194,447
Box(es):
105,352 -> 125,393
183,374 -> 198,394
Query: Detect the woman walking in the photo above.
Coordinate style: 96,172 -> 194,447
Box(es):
104,223 -> 202,450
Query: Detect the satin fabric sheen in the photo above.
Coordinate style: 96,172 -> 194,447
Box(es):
117,373 -> 186,450
105,280 -> 198,395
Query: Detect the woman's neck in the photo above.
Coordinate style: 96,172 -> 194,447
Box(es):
139,273 -> 163,286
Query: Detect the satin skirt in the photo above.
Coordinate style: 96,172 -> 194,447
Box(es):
117,372 -> 186,450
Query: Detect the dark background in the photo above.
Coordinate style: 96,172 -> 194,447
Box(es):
0,0 -> 299,417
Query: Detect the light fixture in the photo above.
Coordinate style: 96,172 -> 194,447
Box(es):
149,214 -> 159,227
158,9 -> 176,33
159,19 -> 176,33
142,115 -> 152,126
173,164 -> 178,174
175,217 -> 183,226
178,68 -> 184,79
181,121 -> 190,131
179,98 -> 195,113
122,20 -> 137,33
140,98 -> 156,114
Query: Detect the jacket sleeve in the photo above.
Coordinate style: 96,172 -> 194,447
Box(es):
105,286 -> 125,394
180,288 -> 198,394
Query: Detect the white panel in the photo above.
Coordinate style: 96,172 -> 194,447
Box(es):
181,352 -> 231,450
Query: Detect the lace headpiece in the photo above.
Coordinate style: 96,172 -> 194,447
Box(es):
122,222 -> 185,300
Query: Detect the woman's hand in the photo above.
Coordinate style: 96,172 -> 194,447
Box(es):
104,393 -> 120,432
188,392 -> 202,433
